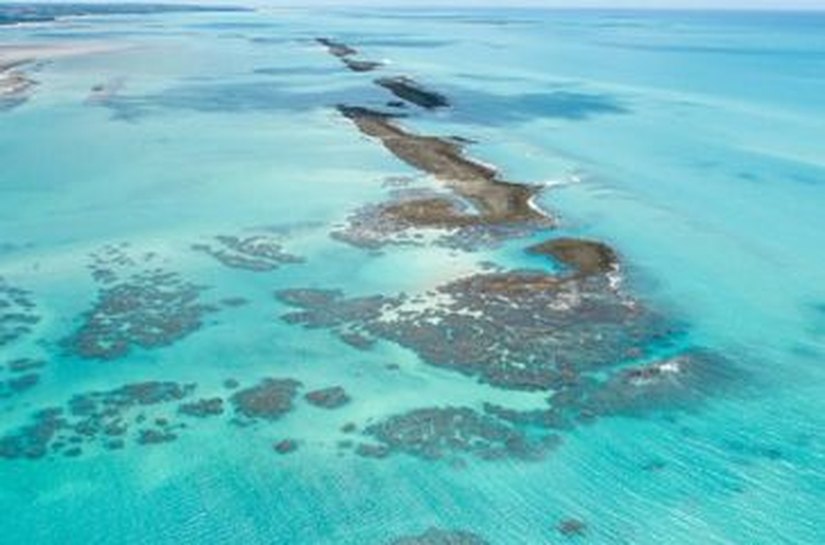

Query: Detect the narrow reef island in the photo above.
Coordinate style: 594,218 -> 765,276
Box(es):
275,39 -> 733,454
1,6 -> 821,545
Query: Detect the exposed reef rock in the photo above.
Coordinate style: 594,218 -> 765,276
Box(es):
376,76 -> 450,109
332,189 -> 547,251
317,37 -> 383,72
527,238 -> 618,279
343,58 -> 383,73
361,406 -> 558,462
388,528 -> 491,545
317,37 -> 357,58
230,378 -> 302,423
336,106 -> 548,227
192,234 -> 304,272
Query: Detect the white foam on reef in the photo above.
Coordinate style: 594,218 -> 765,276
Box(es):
547,287 -> 581,312
526,193 -> 553,220
538,170 -> 585,189
377,290 -> 482,325
658,358 -> 683,375
607,267 -> 624,291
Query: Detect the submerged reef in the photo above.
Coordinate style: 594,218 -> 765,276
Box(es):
192,234 -> 304,272
388,528 -> 490,545
376,76 -> 450,109
64,245 -> 216,360
557,518 -> 587,537
0,372 -> 39,399
273,439 -> 299,454
178,397 -> 225,417
0,375 -> 349,462
86,77 -> 126,105
0,277 -> 40,347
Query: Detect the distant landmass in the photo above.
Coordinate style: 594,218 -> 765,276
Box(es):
0,3 -> 249,25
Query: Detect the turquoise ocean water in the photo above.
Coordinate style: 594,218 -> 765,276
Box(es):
1,7 -> 824,544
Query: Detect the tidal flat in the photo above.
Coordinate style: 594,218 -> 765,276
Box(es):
0,4 -> 824,545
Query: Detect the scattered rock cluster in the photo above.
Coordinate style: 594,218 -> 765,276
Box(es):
192,234 -> 304,272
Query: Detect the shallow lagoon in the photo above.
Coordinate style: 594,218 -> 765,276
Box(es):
1,7 -> 824,544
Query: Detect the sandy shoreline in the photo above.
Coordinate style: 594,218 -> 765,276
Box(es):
0,41 -> 119,66
0,41 -> 120,100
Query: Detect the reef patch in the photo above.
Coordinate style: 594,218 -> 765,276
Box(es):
305,386 -> 351,409
360,406 -> 558,462
276,261 -> 674,393
230,378 -> 302,423
64,268 -> 214,360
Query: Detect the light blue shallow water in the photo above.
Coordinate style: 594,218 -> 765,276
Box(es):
1,7 -> 824,544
